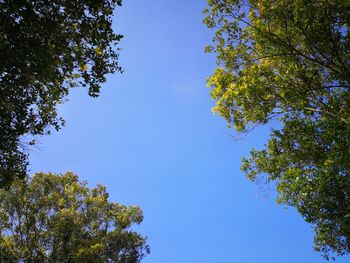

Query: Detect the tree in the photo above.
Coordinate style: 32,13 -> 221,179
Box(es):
204,0 -> 350,259
0,172 -> 150,262
0,0 -> 123,187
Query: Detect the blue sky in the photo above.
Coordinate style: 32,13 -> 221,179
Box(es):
30,1 -> 350,262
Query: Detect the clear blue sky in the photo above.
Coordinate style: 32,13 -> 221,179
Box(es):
29,1 -> 350,262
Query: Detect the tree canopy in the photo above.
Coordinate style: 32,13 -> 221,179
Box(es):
204,0 -> 350,259
0,172 -> 149,262
0,0 -> 123,187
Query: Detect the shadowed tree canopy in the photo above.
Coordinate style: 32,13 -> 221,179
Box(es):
204,0 -> 350,260
0,172 -> 149,262
0,0 -> 123,188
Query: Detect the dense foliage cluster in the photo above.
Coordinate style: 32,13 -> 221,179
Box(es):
0,172 -> 149,262
0,0 -> 123,187
204,0 -> 350,259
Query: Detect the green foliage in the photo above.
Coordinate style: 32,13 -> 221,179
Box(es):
0,172 -> 149,262
204,0 -> 350,259
0,0 -> 123,187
